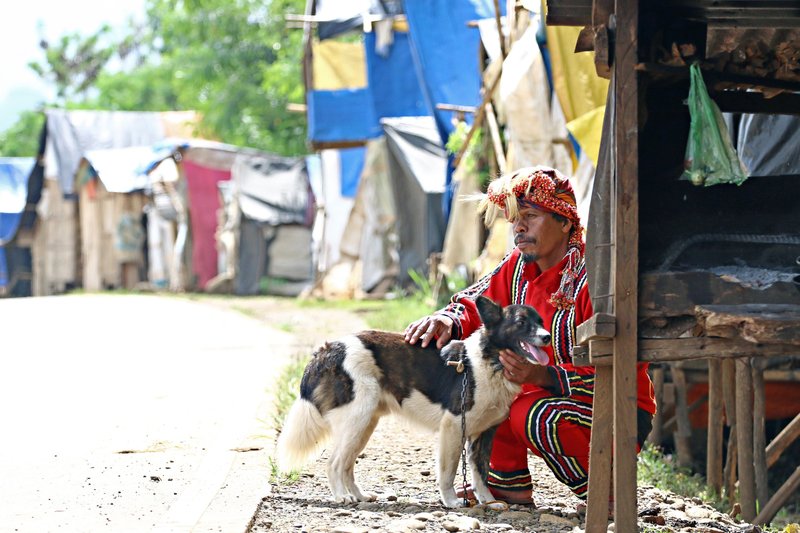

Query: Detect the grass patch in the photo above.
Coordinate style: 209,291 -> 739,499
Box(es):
299,295 -> 435,333
637,444 -> 799,532
637,443 -> 723,507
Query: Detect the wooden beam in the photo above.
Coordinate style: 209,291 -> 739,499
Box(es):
586,336 -> 797,363
736,358 -> 756,522
752,365 -> 769,512
766,412 -> 800,469
585,365 -> 614,532
706,358 -> 724,495
755,466 -> 800,526
612,0 -> 640,528
712,90 -> 800,116
671,364 -> 694,468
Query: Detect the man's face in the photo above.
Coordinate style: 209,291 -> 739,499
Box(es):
511,206 -> 571,264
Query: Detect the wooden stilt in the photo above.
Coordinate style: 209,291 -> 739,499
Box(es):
670,364 -> 693,468
707,358 -> 723,495
585,365 -> 613,533
735,357 -> 756,522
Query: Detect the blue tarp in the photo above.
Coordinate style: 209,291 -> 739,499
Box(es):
0,157 -> 35,289
404,0 -> 502,144
339,146 -> 366,197
308,88 -> 379,143
308,31 -> 427,144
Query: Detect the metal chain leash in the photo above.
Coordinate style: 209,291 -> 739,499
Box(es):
446,356 -> 470,507
459,368 -> 469,506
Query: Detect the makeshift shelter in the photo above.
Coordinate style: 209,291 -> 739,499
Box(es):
313,116 -> 448,298
544,1 -> 800,529
0,157 -> 35,296
211,152 -> 314,296
21,109 -> 200,296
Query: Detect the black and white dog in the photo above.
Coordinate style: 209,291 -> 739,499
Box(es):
275,296 -> 551,507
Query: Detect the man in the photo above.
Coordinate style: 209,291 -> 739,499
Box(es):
405,166 -> 656,506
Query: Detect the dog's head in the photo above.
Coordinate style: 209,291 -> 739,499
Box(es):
475,295 -> 551,365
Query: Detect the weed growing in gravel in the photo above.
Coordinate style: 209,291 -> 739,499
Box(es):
638,443 -> 725,510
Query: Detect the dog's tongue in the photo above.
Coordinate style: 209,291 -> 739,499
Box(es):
520,342 -> 549,365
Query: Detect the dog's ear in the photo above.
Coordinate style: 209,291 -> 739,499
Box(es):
476,296 -> 502,328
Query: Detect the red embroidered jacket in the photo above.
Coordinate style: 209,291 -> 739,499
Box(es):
437,248 -> 656,414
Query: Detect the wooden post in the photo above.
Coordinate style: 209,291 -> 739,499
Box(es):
735,357 -> 756,522
585,366 -> 614,532
722,358 -> 738,505
670,364 -> 694,468
647,365 -> 664,446
752,363 -> 769,512
706,358 -> 724,495
612,0 -> 640,529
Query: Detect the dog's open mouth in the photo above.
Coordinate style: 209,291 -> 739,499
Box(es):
519,341 -> 549,365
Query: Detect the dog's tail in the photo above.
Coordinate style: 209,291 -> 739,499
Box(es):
275,398 -> 330,472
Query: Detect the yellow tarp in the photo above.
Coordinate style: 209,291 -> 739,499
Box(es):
544,25 -> 609,124
566,105 -> 605,167
312,40 -> 367,91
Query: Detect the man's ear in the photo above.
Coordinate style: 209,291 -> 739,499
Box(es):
476,296 -> 502,328
561,219 -> 573,235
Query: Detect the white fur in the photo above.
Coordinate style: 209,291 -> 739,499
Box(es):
276,330 -> 524,508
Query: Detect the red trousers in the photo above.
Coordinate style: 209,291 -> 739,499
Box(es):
487,386 -> 593,499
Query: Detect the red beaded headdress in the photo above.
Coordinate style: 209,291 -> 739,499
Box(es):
478,166 -> 585,309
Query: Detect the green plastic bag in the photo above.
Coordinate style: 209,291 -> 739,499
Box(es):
681,63 -> 748,187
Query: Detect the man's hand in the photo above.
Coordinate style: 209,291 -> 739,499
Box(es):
498,348 -> 554,386
404,314 -> 454,349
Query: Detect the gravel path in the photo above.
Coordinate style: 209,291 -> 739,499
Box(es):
201,296 -> 765,533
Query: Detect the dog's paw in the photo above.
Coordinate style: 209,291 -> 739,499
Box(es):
357,491 -> 378,502
333,494 -> 358,505
441,495 -> 465,508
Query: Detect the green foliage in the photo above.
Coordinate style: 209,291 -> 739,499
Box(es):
638,443 -> 727,511
0,111 -> 44,157
446,120 -> 492,188
28,26 -> 116,102
5,0 -> 309,157
271,354 -> 310,431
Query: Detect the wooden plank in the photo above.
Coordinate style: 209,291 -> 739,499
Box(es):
576,312 -> 616,345
671,364 -> 694,468
735,358 -> 756,522
585,365 -> 613,533
586,336 -> 796,363
611,0 -> 639,528
752,365 -> 769,512
706,358 -> 724,495
766,412 -> 800,468
754,466 -> 800,526
696,304 -> 800,346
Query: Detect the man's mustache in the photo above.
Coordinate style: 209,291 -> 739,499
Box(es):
514,236 -> 536,245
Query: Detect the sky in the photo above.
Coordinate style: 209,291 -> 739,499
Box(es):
0,0 -> 147,131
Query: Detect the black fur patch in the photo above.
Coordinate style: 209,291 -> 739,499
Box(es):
300,341 -> 355,414
356,331 -> 476,415
470,425 -> 499,483
476,297 -> 547,369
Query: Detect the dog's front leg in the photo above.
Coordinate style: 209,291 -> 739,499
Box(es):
468,426 -> 499,504
437,417 -> 466,508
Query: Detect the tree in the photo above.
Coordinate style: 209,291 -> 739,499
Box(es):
0,111 -> 44,157
2,0 -> 309,156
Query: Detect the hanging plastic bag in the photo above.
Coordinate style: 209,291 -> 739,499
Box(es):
680,63 -> 748,187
